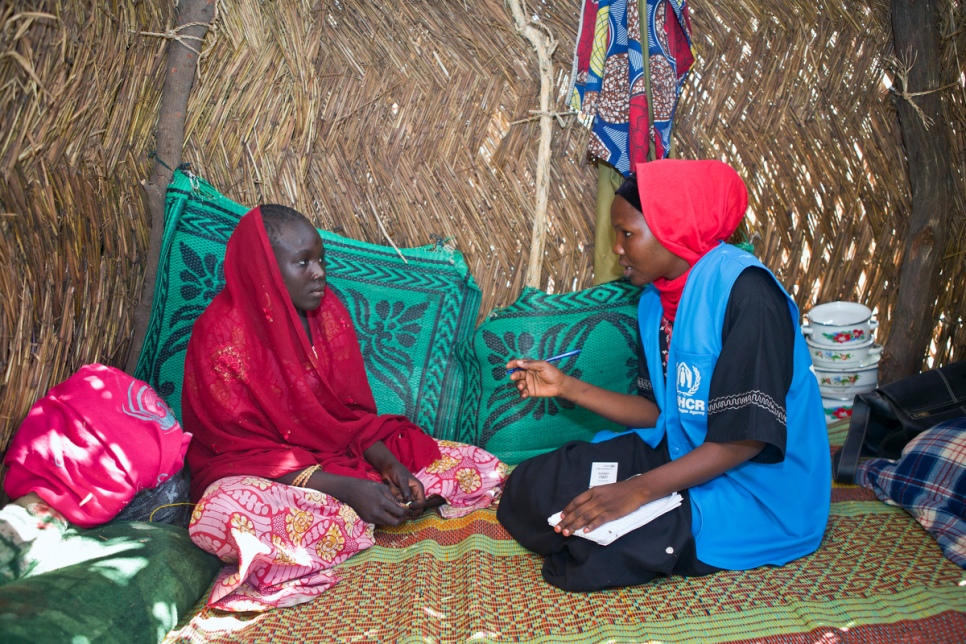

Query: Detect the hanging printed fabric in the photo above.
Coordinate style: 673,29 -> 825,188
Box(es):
646,0 -> 695,159
568,0 -> 695,174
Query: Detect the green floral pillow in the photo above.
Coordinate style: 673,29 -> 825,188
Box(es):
450,282 -> 642,463
134,170 -> 480,436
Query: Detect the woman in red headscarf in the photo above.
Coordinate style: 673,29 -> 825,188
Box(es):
497,159 -> 830,592
182,205 -> 506,611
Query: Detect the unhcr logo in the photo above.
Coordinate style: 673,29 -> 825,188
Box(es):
676,362 -> 706,415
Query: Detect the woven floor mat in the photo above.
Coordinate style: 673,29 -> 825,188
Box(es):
163,486 -> 966,644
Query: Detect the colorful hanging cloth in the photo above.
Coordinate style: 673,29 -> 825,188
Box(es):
568,0 -> 695,174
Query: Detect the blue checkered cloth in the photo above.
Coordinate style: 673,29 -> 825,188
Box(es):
857,417 -> 966,568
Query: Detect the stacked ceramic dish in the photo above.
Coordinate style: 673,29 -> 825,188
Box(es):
802,301 -> 882,423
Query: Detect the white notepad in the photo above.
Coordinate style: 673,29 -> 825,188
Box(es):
547,492 -> 683,546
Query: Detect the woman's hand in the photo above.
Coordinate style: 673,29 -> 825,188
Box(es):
380,460 -> 427,507
275,463 -> 420,526
553,439 -> 768,537
553,478 -> 647,537
341,478 -> 412,526
507,359 -> 661,428
363,440 -> 427,514
506,359 -> 567,399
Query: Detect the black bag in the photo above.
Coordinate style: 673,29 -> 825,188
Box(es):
832,361 -> 966,484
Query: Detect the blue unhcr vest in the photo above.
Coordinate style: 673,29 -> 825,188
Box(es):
594,244 -> 830,569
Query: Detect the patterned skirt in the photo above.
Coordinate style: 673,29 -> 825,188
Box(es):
189,440 -> 507,611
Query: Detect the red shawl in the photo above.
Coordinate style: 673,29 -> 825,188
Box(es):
182,208 -> 440,500
635,159 -> 748,321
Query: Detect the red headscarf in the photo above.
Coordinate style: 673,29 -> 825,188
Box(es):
635,159 -> 748,321
182,207 -> 440,501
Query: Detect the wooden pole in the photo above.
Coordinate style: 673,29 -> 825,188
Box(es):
879,0 -> 955,383
124,0 -> 214,375
506,0 -> 557,289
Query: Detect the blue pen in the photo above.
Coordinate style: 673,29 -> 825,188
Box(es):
507,349 -> 582,375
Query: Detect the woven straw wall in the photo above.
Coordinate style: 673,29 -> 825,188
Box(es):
1,0 -> 963,455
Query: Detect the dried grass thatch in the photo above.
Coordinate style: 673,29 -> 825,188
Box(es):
1,0 -> 963,457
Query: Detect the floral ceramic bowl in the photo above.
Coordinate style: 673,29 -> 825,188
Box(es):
815,362 -> 879,398
802,301 -> 878,347
807,336 -> 883,368
821,396 -> 854,423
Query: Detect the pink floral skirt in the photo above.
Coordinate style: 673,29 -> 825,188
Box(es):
189,440 -> 506,611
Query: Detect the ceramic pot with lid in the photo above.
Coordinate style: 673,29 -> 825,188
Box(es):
821,396 -> 854,423
807,336 -> 883,368
802,301 -> 878,347
814,361 -> 879,398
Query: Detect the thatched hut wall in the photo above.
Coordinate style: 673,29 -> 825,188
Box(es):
1,0 -> 964,455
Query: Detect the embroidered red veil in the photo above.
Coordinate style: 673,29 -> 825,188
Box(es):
182,207 -> 440,500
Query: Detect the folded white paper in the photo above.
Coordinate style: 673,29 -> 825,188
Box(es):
547,492 -> 683,546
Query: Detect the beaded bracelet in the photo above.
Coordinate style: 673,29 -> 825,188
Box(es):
292,464 -> 321,488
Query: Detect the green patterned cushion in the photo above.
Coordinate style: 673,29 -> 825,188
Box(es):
134,170 -> 481,437
0,521 -> 220,644
450,282 -> 642,463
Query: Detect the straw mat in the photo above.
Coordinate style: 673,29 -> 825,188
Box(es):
163,425 -> 966,644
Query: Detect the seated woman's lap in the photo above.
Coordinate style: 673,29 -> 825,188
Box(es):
417,440 -> 507,518
189,440 -> 505,572
496,434 -> 715,592
497,433 -> 672,548
187,440 -> 503,610
188,474 -> 375,610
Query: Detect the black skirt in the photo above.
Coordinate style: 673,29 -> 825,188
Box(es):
497,433 -> 718,591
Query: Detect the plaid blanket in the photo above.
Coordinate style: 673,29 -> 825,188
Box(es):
858,417 -> 966,568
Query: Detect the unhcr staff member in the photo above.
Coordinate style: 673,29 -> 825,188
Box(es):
498,159 -> 830,591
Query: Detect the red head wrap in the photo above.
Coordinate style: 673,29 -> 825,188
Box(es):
634,159 -> 748,321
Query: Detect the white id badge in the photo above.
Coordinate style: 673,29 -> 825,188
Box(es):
589,462 -> 618,487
